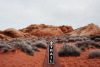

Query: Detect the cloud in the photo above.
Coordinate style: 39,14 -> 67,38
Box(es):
0,0 -> 100,30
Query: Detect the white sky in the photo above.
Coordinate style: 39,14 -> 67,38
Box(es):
0,0 -> 100,30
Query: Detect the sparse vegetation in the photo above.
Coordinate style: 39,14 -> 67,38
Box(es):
58,43 -> 80,56
68,38 -> 76,42
75,41 -> 91,48
80,47 -> 85,52
20,41 -> 35,56
32,41 -> 47,49
89,50 -> 100,59
75,40 -> 99,49
90,35 -> 100,40
95,38 -> 100,42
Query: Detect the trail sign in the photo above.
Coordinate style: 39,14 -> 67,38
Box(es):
48,41 -> 54,64
43,40 -> 61,67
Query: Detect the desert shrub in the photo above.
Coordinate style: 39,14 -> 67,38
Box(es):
11,48 -> 16,52
90,35 -> 100,40
56,39 -> 63,43
93,44 -> 100,48
21,41 -> 35,56
95,35 -> 100,38
32,41 -> 47,49
80,47 -> 85,52
82,37 -> 90,40
68,38 -> 76,42
95,38 -> 100,42
0,43 -> 12,49
25,40 -> 33,45
58,43 -> 80,56
63,39 -> 69,43
32,46 -> 41,52
0,43 -> 13,53
91,41 -> 100,48
55,40 -> 57,43
10,42 -> 22,48
75,38 -> 82,41
75,41 -> 82,48
75,40 -> 100,49
75,40 -> 93,48
89,50 -> 100,59
3,48 -> 8,53
90,35 -> 96,40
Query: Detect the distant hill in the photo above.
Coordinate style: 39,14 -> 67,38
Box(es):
69,23 -> 100,36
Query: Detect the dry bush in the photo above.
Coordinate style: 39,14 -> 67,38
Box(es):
63,39 -> 69,43
58,43 -> 80,57
21,41 -> 35,56
90,41 -> 100,48
95,38 -> 100,42
56,39 -> 63,43
32,46 -> 41,52
80,47 -> 85,52
89,50 -> 100,59
0,43 -> 12,53
90,35 -> 100,40
75,38 -> 83,41
75,40 -> 95,48
68,38 -> 76,42
32,41 -> 47,49
82,37 -> 90,40
10,42 -> 22,47
0,43 -> 12,49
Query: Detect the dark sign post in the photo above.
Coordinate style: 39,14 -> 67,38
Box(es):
44,40 -> 61,67
48,41 -> 54,64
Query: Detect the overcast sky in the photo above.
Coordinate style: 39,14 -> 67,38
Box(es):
0,0 -> 100,30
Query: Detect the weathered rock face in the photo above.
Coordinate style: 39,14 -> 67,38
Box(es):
20,24 -> 73,36
69,23 -> 100,36
59,25 -> 73,33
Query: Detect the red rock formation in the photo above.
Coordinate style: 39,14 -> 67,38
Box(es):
69,23 -> 100,36
20,24 -> 73,36
59,25 -> 73,33
31,28 -> 63,36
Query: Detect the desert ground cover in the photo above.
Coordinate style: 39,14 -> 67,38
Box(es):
0,35 -> 100,67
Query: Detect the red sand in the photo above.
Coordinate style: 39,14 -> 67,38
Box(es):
0,48 -> 46,67
56,43 -> 100,67
0,43 -> 100,67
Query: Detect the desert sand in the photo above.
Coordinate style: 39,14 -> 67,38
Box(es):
0,43 -> 100,67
